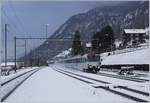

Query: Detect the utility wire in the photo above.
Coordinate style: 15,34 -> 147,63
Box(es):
1,8 -> 21,35
8,0 -> 26,35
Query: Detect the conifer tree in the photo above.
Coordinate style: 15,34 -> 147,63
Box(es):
72,30 -> 82,56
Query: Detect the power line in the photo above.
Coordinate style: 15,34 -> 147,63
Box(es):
1,8 -> 21,34
1,0 -> 26,35
8,0 -> 25,34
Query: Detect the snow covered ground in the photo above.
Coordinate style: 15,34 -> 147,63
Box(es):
53,64 -> 149,101
1,67 -> 39,81
1,67 -> 41,100
4,67 -> 138,102
54,64 -> 149,92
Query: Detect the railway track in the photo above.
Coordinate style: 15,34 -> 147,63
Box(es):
53,67 -> 149,102
97,72 -> 149,82
65,66 -> 149,83
1,68 -> 40,102
1,68 -> 39,86
116,86 -> 149,96
57,68 -> 110,84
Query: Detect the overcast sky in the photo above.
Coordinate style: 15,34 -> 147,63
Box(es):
1,1 -> 122,60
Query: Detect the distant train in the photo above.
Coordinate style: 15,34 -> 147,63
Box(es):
58,53 -> 101,73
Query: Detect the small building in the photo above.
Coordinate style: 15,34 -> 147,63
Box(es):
1,62 -> 23,71
85,42 -> 92,53
1,62 -> 16,70
1,62 -> 17,75
123,29 -> 146,46
114,39 -> 122,49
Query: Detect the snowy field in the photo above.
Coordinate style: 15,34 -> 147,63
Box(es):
4,67 -> 140,102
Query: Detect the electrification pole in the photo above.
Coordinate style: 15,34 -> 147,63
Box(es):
24,39 -> 27,67
45,24 -> 49,60
5,24 -> 8,68
45,24 -> 49,39
14,36 -> 17,72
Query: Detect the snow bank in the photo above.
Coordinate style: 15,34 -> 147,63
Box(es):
101,48 -> 150,65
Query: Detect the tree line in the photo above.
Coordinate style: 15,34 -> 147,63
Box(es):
71,25 -> 115,56
25,25 -> 115,66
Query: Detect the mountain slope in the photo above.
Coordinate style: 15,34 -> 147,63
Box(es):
23,1 -> 149,60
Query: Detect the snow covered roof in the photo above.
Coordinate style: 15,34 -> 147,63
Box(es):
115,40 -> 122,48
86,42 -> 92,47
54,48 -> 71,59
1,62 -> 15,66
124,29 -> 146,34
61,54 -> 87,61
